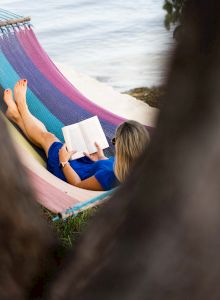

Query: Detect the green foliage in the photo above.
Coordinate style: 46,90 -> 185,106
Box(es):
163,0 -> 187,30
41,206 -> 97,248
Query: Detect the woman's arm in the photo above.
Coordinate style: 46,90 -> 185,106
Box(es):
59,144 -> 104,191
62,163 -> 103,190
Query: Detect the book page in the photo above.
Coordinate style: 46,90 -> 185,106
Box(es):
62,124 -> 88,160
79,116 -> 109,154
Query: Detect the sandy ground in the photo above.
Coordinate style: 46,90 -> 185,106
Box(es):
56,62 -> 159,127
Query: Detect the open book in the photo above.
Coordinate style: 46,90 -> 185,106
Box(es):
62,116 -> 109,160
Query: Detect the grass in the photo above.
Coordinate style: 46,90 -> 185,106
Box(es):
41,206 -> 98,248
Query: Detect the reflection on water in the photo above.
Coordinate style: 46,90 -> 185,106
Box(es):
1,0 -> 173,91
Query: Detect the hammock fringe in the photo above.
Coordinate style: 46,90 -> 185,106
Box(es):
53,189 -> 116,221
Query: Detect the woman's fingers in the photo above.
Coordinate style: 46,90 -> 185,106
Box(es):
83,152 -> 94,160
95,142 -> 104,158
95,142 -> 101,149
95,142 -> 103,154
63,143 -> 68,151
62,144 -> 76,155
59,144 -> 77,161
83,152 -> 90,157
83,152 -> 99,161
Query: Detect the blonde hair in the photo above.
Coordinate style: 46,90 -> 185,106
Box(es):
114,120 -> 150,182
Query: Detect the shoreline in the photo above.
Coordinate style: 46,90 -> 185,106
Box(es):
56,62 -> 160,127
124,86 -> 165,109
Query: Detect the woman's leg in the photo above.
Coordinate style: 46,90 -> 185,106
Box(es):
4,80 -> 59,157
14,79 -> 60,156
3,89 -> 30,140
4,89 -> 43,149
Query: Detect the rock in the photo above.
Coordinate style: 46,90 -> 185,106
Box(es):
124,86 -> 166,108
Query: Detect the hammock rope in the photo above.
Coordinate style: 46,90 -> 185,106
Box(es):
0,9 -> 31,29
0,8 -> 23,19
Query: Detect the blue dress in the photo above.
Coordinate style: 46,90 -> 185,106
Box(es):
47,142 -> 119,191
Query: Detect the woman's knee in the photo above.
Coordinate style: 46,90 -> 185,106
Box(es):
40,132 -> 60,155
41,132 -> 57,142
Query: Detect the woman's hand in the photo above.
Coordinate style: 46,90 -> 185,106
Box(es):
59,144 -> 76,163
84,142 -> 107,161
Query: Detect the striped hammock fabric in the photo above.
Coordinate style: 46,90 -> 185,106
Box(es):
0,10 -> 153,215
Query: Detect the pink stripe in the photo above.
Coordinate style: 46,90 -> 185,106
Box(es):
16,28 -> 125,125
27,168 -> 79,213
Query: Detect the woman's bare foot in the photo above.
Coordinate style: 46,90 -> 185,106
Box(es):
14,79 -> 28,113
3,88 -> 32,140
3,89 -> 21,123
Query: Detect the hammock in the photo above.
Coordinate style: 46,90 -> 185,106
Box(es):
0,10 -> 155,217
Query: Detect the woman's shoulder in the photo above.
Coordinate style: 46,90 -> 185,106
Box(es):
94,158 -> 118,190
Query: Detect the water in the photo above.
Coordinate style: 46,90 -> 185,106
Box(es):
0,0 -> 172,91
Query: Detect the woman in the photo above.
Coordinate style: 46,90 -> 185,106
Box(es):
3,79 -> 150,191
